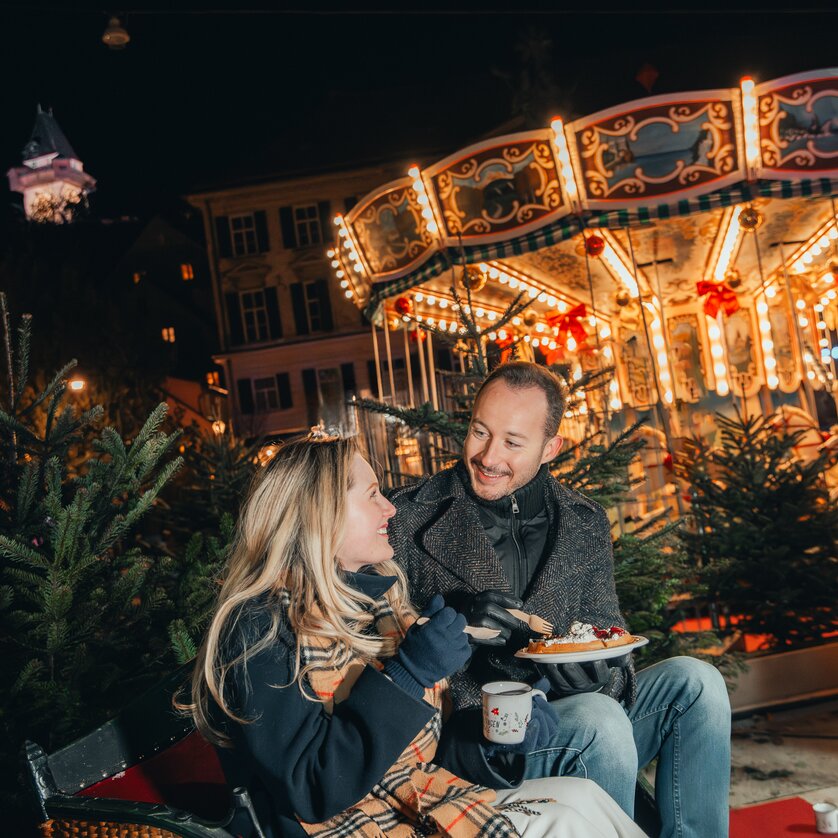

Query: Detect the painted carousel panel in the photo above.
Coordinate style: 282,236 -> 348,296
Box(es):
424,131 -> 571,244
347,179 -> 437,280
757,69 -> 838,178
567,90 -> 744,209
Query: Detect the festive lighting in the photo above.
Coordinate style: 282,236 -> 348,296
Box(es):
68,377 -> 86,392
550,117 -> 579,205
706,318 -> 730,394
709,206 -> 743,283
407,165 -> 442,236
598,230 -> 641,298
740,77 -> 760,176
331,214 -> 367,302
789,219 -> 838,274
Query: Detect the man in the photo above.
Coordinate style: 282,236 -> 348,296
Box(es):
388,361 -> 731,838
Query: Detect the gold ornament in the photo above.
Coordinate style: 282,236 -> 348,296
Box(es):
616,290 -> 631,307
740,206 -> 763,232
725,268 -> 742,289
461,266 -> 487,293
523,310 -> 538,327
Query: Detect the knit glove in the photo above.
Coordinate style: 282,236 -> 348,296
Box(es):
384,595 -> 472,699
461,590 -> 523,647
483,679 -> 557,756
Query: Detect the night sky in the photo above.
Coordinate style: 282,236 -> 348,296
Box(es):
1,4 -> 837,221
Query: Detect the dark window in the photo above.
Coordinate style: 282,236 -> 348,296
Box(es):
304,281 -> 323,331
241,290 -> 269,342
230,214 -> 258,256
293,204 -> 322,248
254,377 -> 279,413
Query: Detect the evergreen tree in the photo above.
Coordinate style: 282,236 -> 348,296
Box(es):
355,276 -> 704,665
0,293 -> 182,818
679,409 -> 838,647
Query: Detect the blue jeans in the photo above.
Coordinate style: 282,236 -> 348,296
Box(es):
523,656 -> 731,838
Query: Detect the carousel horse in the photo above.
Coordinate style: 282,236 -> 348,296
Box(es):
626,424 -> 678,522
770,404 -> 838,498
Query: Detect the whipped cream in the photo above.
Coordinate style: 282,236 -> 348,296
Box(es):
540,621 -> 627,646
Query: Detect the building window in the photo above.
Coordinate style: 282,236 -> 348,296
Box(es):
304,281 -> 323,332
162,327 -> 176,343
253,377 -> 280,413
205,371 -> 220,387
293,204 -> 322,248
241,290 -> 269,342
132,271 -> 145,285
230,214 -> 258,256
180,263 -> 194,281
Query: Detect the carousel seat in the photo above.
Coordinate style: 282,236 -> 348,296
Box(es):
21,666 -> 261,838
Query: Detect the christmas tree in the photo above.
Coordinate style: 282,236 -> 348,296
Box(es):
679,408 -> 838,648
354,274 -> 706,665
0,293 -> 183,821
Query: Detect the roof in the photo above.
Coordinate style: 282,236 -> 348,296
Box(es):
22,105 -> 79,162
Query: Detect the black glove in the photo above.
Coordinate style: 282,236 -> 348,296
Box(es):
538,659 -> 613,696
461,590 -> 523,647
384,595 -> 472,698
484,678 -> 557,756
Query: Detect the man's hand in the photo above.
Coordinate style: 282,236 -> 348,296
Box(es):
462,590 -> 523,647
538,659 -> 612,696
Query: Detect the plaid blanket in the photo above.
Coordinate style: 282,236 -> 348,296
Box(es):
289,591 -> 520,838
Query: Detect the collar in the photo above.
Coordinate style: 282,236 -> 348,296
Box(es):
456,460 -> 549,519
341,569 -> 398,599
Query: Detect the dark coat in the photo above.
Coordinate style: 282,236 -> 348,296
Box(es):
213,574 -> 520,838
388,462 -> 633,712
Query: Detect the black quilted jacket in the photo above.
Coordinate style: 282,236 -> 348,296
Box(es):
388,462 -> 636,711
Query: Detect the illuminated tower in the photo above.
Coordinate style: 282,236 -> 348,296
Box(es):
7,105 -> 96,223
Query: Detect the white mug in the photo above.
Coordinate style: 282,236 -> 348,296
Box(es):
814,802 -> 838,834
481,681 -> 548,745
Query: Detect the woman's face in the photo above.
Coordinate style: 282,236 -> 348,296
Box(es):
336,453 -> 397,572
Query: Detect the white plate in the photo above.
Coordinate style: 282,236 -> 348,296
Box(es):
514,636 -> 649,664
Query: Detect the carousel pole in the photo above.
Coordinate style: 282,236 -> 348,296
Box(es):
416,327 -> 430,404
582,231 -> 612,440
625,227 -> 678,460
779,240 -> 819,419
371,321 -> 385,401
583,228 -> 626,535
402,325 -> 415,407
383,315 -> 397,402
427,329 -> 439,410
750,222 -> 781,409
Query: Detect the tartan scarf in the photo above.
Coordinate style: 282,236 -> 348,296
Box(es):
283,588 -> 521,838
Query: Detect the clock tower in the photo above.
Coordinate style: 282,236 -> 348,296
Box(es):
7,105 -> 96,222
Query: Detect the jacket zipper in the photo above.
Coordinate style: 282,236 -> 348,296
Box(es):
510,494 -> 522,595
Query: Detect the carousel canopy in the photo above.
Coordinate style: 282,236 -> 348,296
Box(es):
326,69 -> 838,321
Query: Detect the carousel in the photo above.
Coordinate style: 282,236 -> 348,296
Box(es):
326,68 -> 838,510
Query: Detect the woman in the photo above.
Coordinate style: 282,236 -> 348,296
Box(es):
183,435 -> 645,838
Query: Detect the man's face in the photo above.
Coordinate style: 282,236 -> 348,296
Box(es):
463,381 -> 562,501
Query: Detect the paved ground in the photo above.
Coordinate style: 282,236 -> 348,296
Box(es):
729,698 -> 838,808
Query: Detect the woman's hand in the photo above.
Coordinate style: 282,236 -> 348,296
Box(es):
384,595 -> 472,695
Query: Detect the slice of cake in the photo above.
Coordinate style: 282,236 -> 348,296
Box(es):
527,621 -> 636,654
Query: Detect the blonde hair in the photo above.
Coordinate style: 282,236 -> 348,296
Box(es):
182,435 -> 415,746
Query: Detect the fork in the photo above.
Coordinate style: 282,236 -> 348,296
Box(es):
415,616 -> 501,641
505,608 -> 553,636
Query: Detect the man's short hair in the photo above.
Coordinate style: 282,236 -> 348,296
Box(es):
474,362 -> 567,438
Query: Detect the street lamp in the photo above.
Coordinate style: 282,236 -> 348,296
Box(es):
102,16 -> 130,50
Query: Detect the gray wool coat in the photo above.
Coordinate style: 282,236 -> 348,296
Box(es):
388,463 -> 636,711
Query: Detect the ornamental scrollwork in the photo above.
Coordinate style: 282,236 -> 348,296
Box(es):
430,140 -> 563,237
758,80 -> 838,171
574,100 -> 739,200
352,186 -> 433,275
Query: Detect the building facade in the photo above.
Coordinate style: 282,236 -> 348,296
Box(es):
187,163 -> 416,439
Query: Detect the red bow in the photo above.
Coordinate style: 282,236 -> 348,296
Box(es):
696,280 -> 740,318
543,304 -> 589,365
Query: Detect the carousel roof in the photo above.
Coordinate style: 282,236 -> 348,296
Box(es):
325,68 -> 838,321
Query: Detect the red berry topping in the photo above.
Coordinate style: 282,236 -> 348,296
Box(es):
609,626 -> 627,636
592,626 -> 611,638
